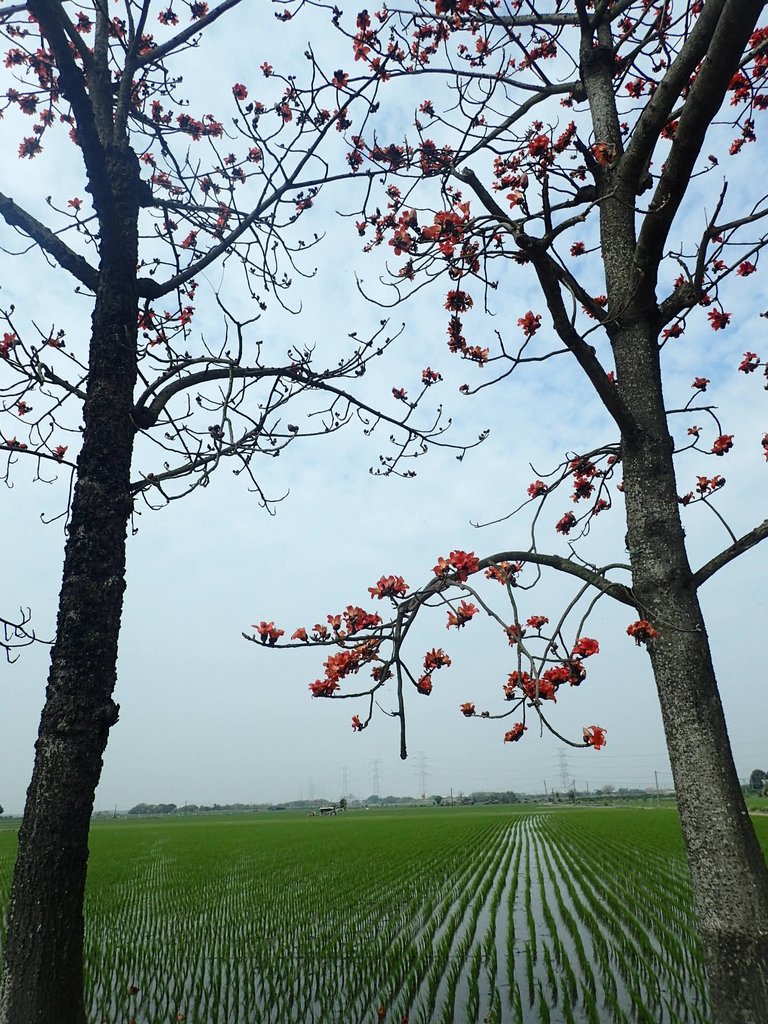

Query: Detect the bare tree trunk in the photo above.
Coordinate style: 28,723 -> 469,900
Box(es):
0,147 -> 140,1024
620,326 -> 768,1024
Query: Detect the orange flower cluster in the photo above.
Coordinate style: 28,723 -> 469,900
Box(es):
433,549 -> 479,582
626,620 -> 659,645
445,600 -> 478,629
368,575 -> 408,599
251,621 -> 285,646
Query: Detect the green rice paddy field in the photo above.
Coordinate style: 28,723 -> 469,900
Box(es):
1,805 -> 767,1024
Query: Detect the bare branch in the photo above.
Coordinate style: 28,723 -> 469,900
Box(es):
694,519 -> 768,589
0,194 -> 99,291
136,0 -> 244,68
476,552 -> 635,607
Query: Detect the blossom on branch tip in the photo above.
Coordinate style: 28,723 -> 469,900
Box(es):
737,261 -> 757,276
692,377 -> 709,391
252,621 -> 285,646
460,702 -> 476,717
662,322 -> 684,341
486,561 -> 521,586
446,601 -> 479,629
627,620 -> 659,645
368,575 -> 408,600
18,137 -> 42,159
517,311 -> 541,338
53,445 -> 67,462
444,290 -> 473,312
739,352 -> 760,373
527,480 -> 548,498
351,715 -> 364,731
556,511 -> 577,535
572,637 -> 599,658
526,615 -> 549,630
583,725 -> 607,750
504,723 -> 526,743
696,475 -> 725,496
424,648 -> 451,671
711,434 -> 733,456
433,549 -> 479,582
309,679 -> 340,697
707,309 -> 731,330
416,675 -> 433,695
343,606 -> 382,634
291,627 -> 309,642
572,475 -> 594,502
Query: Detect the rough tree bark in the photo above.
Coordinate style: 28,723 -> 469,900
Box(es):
582,2 -> 768,1017
0,142 -> 141,1024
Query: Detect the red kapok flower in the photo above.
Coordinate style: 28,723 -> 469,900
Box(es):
459,702 -> 476,717
711,434 -> 734,456
444,289 -> 473,312
526,614 -> 549,630
309,678 -> 340,697
692,377 -> 709,391
503,723 -> 527,743
433,549 -> 479,582
486,561 -> 521,585
232,83 -> 248,100
416,675 -> 433,695
368,575 -> 408,600
583,725 -> 607,750
422,367 -> 442,385
627,619 -> 659,645
517,311 -> 541,338
591,141 -> 616,166
351,714 -> 364,731
527,480 -> 547,498
291,627 -> 309,642
424,648 -> 451,671
556,511 -> 577,535
252,621 -> 285,646
707,309 -> 731,330
572,636 -> 599,658
53,445 -> 68,462
446,601 -> 479,629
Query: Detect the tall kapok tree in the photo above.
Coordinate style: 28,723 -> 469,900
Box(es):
0,3 -> 481,1022
253,1 -> 768,1020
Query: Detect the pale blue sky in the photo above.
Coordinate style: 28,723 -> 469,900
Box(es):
1,2 -> 766,813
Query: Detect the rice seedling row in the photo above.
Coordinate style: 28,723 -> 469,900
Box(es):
1,807 -> 763,1023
